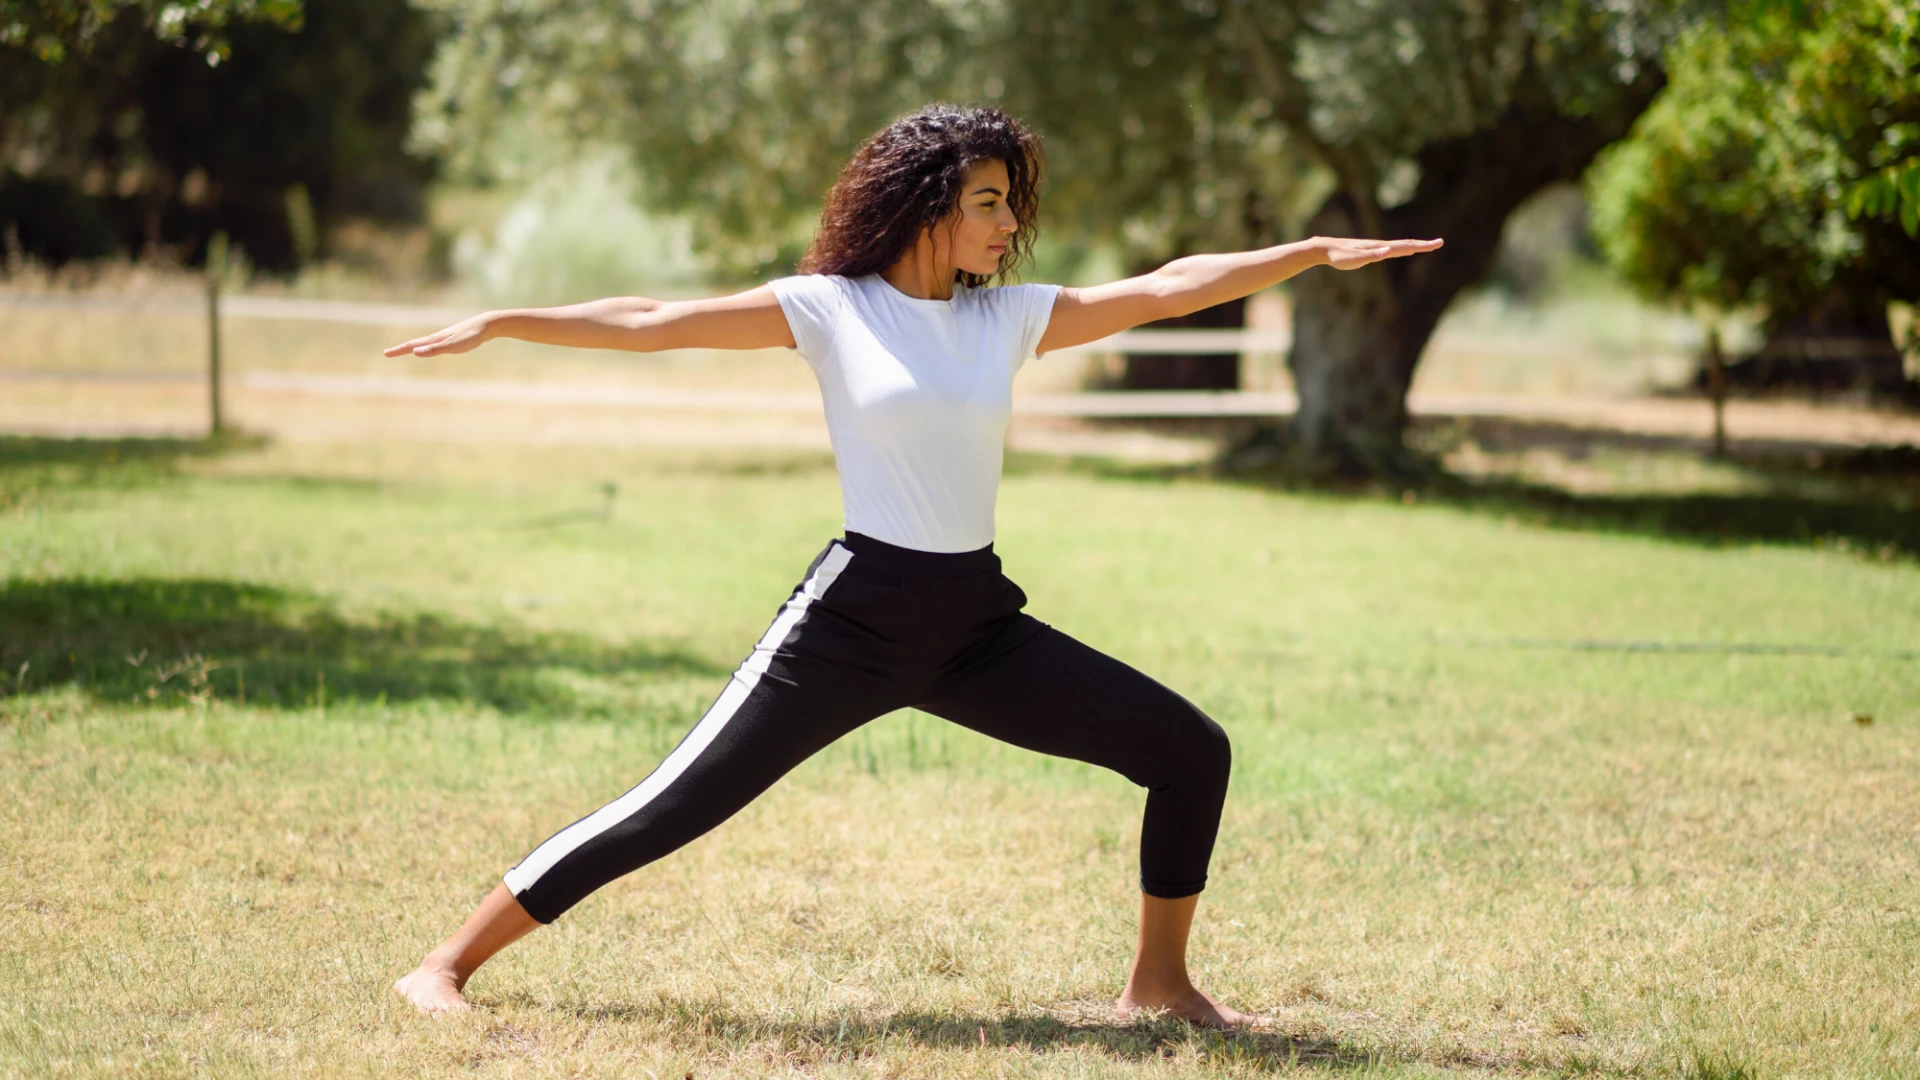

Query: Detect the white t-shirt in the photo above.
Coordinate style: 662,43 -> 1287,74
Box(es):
768,273 -> 1061,553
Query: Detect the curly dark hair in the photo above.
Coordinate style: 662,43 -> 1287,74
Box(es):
798,104 -> 1044,288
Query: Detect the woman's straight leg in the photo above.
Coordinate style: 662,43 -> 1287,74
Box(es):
506,544 -> 911,923
396,541 -> 913,1011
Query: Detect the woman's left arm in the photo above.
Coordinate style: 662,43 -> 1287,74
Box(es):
1035,236 -> 1443,355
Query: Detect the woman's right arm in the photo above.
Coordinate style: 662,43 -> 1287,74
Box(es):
382,285 -> 794,358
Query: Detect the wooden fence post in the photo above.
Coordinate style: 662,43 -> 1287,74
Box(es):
206,232 -> 228,437
1706,325 -> 1727,458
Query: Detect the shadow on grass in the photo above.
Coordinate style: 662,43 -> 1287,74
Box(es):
524,998 -> 1423,1073
1193,416 -> 1920,559
777,1010 -> 1381,1073
682,452 -> 838,478
1418,419 -> 1920,558
0,576 -> 723,715
0,432 -> 262,471
0,433 -> 263,506
1410,475 -> 1920,558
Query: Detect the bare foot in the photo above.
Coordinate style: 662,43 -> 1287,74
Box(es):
393,964 -> 472,1015
1118,984 -> 1261,1030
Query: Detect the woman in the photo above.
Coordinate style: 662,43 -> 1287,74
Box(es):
389,104 -> 1438,1028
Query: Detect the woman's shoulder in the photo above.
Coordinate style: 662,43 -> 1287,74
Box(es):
967,278 -> 1059,294
983,280 -> 1061,298
770,272 -> 853,294
969,280 -> 1062,319
768,273 -> 857,317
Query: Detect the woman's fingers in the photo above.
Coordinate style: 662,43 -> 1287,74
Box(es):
1326,243 -> 1391,270
383,319 -> 484,357
1325,237 -> 1443,270
1369,238 -> 1444,260
412,333 -> 473,357
1356,238 -> 1442,255
381,334 -> 434,357
382,329 -> 456,357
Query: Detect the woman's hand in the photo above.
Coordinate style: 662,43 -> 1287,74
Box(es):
1315,236 -> 1444,271
384,314 -> 494,358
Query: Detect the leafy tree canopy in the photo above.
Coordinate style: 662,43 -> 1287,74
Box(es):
418,0 -> 1693,279
1587,0 -> 1920,329
0,0 -> 301,64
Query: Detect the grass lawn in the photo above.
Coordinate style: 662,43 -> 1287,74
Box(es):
2,436 -> 1917,1079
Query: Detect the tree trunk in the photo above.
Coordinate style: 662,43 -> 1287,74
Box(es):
1286,70 -> 1667,473
1122,296 -> 1246,390
1287,198 -> 1442,472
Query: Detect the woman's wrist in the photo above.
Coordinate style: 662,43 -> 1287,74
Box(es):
1298,237 -> 1335,267
476,310 -> 521,342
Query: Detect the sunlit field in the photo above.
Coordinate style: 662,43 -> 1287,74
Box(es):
3,435 -> 1916,1079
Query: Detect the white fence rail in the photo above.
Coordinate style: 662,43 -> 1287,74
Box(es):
0,292 -> 1289,355
227,372 -> 1301,417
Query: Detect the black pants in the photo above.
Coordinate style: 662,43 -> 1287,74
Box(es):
503,532 -> 1231,923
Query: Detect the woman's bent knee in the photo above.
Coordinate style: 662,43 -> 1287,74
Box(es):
1187,709 -> 1231,788
1145,701 -> 1229,795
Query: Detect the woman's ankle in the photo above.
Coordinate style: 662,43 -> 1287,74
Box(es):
1122,965 -> 1197,1001
416,948 -> 474,990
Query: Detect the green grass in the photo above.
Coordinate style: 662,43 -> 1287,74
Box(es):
3,437 -> 1918,1078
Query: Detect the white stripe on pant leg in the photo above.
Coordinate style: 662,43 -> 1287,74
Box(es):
503,543 -> 855,897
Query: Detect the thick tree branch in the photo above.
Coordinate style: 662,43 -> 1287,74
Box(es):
1287,58 -> 1671,472
1223,0 -> 1382,237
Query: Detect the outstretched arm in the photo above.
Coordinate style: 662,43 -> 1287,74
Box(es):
383,285 -> 794,358
1034,236 -> 1442,355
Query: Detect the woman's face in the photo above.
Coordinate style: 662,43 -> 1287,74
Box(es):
932,158 -> 1018,278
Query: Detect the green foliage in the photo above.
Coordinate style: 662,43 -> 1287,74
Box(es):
418,0 -> 1696,278
1848,155 -> 1920,238
452,153 -> 706,304
1838,0 -> 1920,237
1587,0 -> 1920,323
0,0 -> 439,268
0,0 -> 301,64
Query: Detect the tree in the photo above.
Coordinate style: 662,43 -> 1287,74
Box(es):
1001,1 -> 1689,468
422,0 -> 1696,471
1587,0 -> 1920,395
0,0 -> 301,63
0,0 -> 439,269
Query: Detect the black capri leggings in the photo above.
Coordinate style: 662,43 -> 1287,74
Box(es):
502,532 -> 1232,923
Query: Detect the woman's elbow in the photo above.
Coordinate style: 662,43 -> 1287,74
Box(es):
611,300 -> 679,348
1137,268 -> 1198,321
605,296 -> 665,325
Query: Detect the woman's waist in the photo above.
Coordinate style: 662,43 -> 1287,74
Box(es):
837,530 -> 1000,578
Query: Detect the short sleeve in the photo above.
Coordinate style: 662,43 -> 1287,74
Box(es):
999,283 -> 1062,370
768,274 -> 847,369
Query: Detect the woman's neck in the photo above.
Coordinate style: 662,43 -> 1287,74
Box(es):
880,241 -> 957,301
